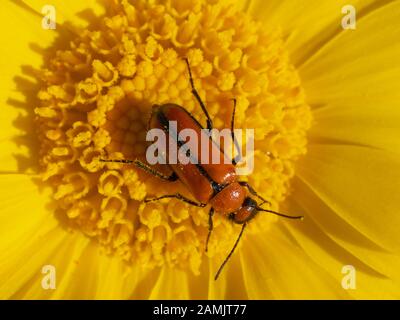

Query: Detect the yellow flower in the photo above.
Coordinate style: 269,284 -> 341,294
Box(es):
1,0 -> 399,299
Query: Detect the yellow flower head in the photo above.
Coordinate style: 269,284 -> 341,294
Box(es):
33,0 -> 311,275
1,0 -> 400,300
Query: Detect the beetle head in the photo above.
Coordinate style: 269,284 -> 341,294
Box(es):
229,197 -> 258,224
229,196 -> 304,224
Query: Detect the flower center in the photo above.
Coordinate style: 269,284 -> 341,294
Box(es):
35,0 -> 312,274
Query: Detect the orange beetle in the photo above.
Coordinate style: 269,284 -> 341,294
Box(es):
101,59 -> 302,280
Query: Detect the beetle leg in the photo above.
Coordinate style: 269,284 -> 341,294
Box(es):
144,193 -> 206,207
100,159 -> 178,182
184,58 -> 213,130
205,207 -> 215,252
134,160 -> 178,181
100,159 -> 134,164
238,181 -> 271,206
230,98 -> 242,165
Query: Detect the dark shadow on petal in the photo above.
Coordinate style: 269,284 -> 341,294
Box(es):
7,2 -> 109,231
8,0 -> 112,174
7,76 -> 41,173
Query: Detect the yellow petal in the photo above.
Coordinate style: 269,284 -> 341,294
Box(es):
0,1 -> 105,173
0,2 -> 58,173
296,144 -> 400,253
148,268 -> 190,299
248,0 -> 377,66
0,174 -> 158,299
298,1 -> 400,153
57,242 -> 154,300
289,177 -> 400,281
309,105 -> 400,155
21,0 -> 105,27
0,175 -> 54,250
209,249 -> 247,299
284,192 -> 400,299
11,232 -> 90,299
240,225 -> 349,299
0,174 -> 61,298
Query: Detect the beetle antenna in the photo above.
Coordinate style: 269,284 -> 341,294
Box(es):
230,98 -> 242,165
256,207 -> 303,220
214,223 -> 247,280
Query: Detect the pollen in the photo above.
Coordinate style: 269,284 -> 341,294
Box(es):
35,0 -> 312,275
